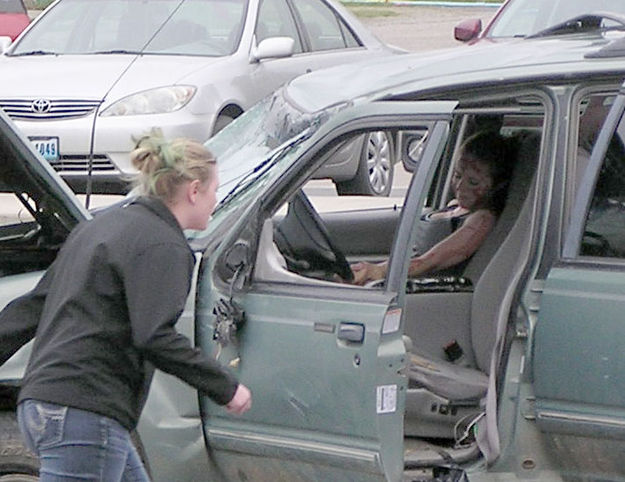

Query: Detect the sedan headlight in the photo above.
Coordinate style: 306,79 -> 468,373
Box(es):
100,85 -> 196,116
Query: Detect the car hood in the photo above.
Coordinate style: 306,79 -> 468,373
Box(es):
0,54 -> 225,100
285,35 -> 622,114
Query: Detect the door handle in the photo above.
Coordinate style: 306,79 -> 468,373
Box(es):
337,322 -> 364,343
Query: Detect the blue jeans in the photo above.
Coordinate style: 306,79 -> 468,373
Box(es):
17,399 -> 150,482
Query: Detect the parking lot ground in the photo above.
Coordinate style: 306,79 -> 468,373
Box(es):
347,4 -> 497,51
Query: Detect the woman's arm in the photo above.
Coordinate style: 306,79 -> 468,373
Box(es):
408,209 -> 495,277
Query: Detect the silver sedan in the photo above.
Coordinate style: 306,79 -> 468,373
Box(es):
0,0 -> 400,195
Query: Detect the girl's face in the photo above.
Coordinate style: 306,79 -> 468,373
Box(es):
451,156 -> 493,210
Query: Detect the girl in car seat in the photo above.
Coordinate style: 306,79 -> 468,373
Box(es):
351,130 -> 511,285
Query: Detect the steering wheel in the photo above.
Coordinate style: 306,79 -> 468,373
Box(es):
274,190 -> 354,282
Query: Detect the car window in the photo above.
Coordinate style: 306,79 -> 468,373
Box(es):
256,0 -> 303,54
252,128 -> 411,286
0,0 -> 26,14
145,0 -> 248,56
573,93 -> 615,191
488,0 -> 625,38
579,112 -> 625,258
11,0 -> 247,57
291,0 -> 360,51
254,106 -> 544,287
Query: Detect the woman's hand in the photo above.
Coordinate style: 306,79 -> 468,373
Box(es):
351,261 -> 386,285
226,384 -> 252,415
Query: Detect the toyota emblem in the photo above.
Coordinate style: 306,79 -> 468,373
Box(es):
31,98 -> 52,114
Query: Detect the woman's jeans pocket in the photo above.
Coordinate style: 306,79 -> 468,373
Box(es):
18,399 -> 67,454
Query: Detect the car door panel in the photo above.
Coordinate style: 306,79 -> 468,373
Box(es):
199,285 -> 402,482
532,84 -> 625,477
534,267 -> 625,435
196,102 -> 455,481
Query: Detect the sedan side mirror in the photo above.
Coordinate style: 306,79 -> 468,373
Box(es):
251,37 -> 294,62
0,36 -> 12,54
454,18 -> 482,42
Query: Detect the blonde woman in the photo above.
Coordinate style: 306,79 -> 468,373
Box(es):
0,133 -> 251,481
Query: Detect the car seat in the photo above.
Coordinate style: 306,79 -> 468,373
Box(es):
404,131 -> 540,438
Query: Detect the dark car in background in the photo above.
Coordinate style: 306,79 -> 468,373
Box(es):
0,0 -> 29,40
454,0 -> 625,43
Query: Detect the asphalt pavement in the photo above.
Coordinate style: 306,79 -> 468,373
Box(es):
348,4 -> 497,52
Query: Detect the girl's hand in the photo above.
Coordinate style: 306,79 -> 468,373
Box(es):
351,262 -> 385,285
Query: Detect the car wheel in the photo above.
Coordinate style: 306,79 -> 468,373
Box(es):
212,114 -> 235,136
336,131 -> 394,196
0,413 -> 38,481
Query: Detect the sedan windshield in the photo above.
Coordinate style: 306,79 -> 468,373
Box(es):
0,0 -> 26,14
489,0 -> 625,38
11,0 -> 247,57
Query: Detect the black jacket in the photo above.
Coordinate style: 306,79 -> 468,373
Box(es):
0,197 -> 237,430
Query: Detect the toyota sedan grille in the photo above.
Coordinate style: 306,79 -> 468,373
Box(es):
0,99 -> 101,120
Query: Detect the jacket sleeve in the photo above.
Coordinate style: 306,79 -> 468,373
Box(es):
124,243 -> 238,406
0,264 -> 55,365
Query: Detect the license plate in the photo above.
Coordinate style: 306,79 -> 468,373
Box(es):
30,137 -> 60,162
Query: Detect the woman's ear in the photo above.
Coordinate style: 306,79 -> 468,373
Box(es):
186,179 -> 202,204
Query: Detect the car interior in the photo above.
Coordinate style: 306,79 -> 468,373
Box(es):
251,93 -> 546,462
0,126 -> 74,278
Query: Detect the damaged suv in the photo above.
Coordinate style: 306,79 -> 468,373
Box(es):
3,13 -> 625,482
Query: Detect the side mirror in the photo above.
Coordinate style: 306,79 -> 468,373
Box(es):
218,240 -> 251,285
400,129 -> 429,173
251,37 -> 294,62
454,18 -> 482,43
0,36 -> 12,54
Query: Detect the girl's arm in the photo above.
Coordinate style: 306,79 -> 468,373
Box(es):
408,209 -> 495,277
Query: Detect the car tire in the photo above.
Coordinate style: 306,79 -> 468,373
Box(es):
0,412 -> 38,481
336,131 -> 394,196
212,114 -> 235,135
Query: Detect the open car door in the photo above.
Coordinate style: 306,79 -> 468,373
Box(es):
532,85 -> 625,477
0,110 -> 88,380
196,101 -> 456,481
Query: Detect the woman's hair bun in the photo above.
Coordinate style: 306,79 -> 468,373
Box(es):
129,128 -> 216,202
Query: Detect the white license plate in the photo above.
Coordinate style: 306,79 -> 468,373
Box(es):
30,137 -> 60,162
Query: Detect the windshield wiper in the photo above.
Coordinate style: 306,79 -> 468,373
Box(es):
215,132 -> 311,213
10,50 -> 57,57
527,12 -> 625,39
92,49 -> 142,55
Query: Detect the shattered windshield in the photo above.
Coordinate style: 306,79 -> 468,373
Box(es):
186,88 -> 323,239
208,88 -> 322,203
11,0 -> 247,57
489,0 -> 625,38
